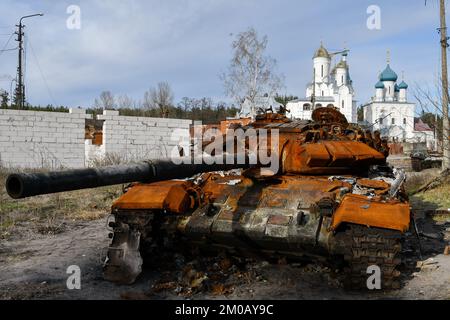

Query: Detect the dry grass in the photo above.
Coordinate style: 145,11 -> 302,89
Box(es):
407,169 -> 450,212
88,152 -> 129,167
404,168 -> 441,195
410,183 -> 450,211
0,167 -> 122,240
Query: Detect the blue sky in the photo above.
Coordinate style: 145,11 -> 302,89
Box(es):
0,0 -> 444,113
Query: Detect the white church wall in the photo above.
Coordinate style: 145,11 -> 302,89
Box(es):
286,101 -> 313,120
399,88 -> 407,102
384,81 -> 396,101
314,56 -> 330,83
352,102 -> 358,123
319,83 -> 329,96
375,88 -> 384,101
363,102 -> 416,141
336,68 -> 346,86
286,45 -> 356,122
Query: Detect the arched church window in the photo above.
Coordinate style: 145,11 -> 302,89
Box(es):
326,104 -> 334,108
392,118 -> 395,125
379,118 -> 383,125
341,75 -> 344,84
316,104 -> 322,108
303,104 -> 311,111
341,100 -> 345,109
321,65 -> 324,77
403,118 -> 407,125
322,91 -> 324,96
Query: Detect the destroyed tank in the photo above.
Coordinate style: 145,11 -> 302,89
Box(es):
6,107 -> 411,289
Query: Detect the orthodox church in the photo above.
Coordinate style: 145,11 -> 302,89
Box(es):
286,44 -> 357,123
361,57 -> 435,149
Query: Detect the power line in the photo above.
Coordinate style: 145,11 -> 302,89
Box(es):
27,35 -> 58,107
0,46 -> 17,53
0,33 -> 14,58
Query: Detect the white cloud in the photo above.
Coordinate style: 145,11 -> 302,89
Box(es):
0,0 -> 443,109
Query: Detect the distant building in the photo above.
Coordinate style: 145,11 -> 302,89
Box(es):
362,58 -> 435,150
413,118 -> 435,150
286,44 -> 357,123
238,95 -> 283,119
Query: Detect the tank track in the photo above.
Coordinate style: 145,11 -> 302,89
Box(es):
103,211 -> 155,284
342,225 -> 402,290
104,213 -> 405,290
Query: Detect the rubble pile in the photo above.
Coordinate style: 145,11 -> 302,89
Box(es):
151,253 -> 267,297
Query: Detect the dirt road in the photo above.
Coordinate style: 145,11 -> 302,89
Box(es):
0,216 -> 449,300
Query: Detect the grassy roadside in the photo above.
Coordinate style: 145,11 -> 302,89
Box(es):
405,169 -> 450,215
0,168 -> 122,240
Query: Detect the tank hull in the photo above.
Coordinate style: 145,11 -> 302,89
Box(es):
105,171 -> 409,288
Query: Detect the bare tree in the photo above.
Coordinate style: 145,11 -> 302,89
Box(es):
142,90 -> 152,110
221,27 -> 284,112
143,82 -> 174,118
412,80 -> 446,152
177,97 -> 195,112
117,94 -> 136,109
94,91 -> 116,110
412,82 -> 443,116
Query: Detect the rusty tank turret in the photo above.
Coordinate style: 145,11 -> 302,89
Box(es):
6,107 -> 411,289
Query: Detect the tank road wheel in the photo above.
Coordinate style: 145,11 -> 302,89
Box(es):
103,221 -> 143,285
343,224 -> 402,290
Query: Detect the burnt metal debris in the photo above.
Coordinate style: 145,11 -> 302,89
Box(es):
6,107 -> 412,289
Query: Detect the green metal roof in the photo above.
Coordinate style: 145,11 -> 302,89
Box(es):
380,64 -> 398,82
398,81 -> 408,89
375,80 -> 385,89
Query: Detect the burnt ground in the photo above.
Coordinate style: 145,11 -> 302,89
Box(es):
0,170 -> 449,300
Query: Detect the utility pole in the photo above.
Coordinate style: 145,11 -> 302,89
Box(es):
15,21 -> 24,108
439,0 -> 450,169
14,13 -> 43,109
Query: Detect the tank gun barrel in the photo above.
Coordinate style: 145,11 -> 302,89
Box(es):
6,159 -> 251,199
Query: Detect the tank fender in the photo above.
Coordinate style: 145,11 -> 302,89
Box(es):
329,194 -> 410,233
112,181 -> 198,213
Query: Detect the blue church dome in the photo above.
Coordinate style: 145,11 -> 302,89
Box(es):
398,81 -> 408,89
380,64 -> 398,82
375,80 -> 385,89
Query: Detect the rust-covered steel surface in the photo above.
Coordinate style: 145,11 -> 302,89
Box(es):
103,107 -> 411,288
112,181 -> 194,213
330,194 -> 410,232
6,106 -> 412,289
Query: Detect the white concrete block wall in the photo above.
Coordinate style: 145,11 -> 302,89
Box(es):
0,108 -> 192,168
0,108 -> 91,168
97,110 -> 192,162
85,140 -> 105,166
